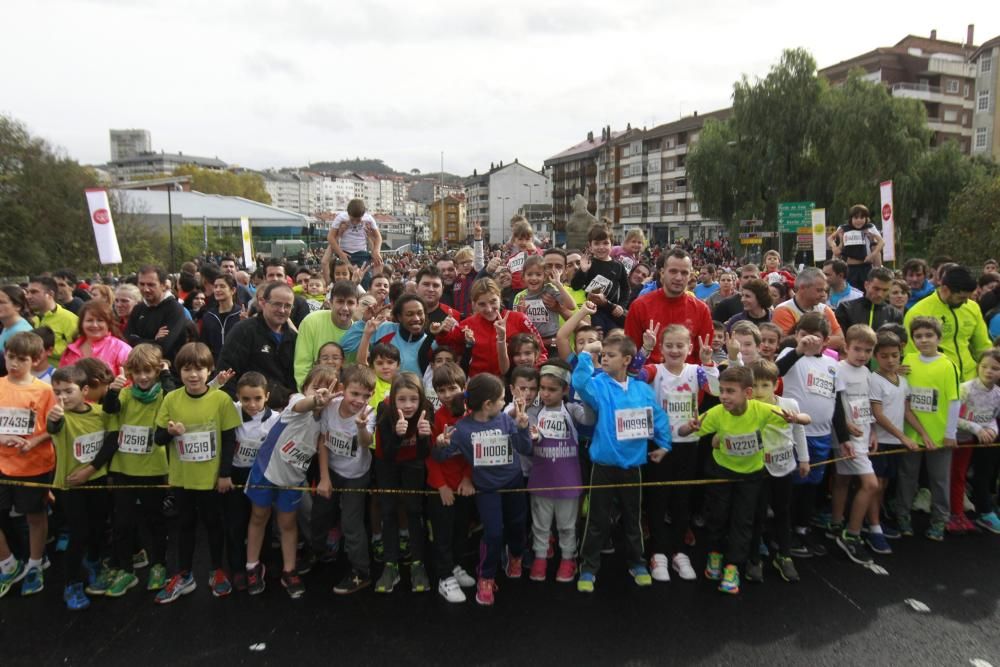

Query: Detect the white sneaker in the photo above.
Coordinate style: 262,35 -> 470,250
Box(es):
452,565 -> 476,588
438,576 -> 466,603
671,553 -> 697,581
649,553 -> 671,582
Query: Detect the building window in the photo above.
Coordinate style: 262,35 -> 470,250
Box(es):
664,202 -> 675,214
946,80 -> 960,94
980,90 -> 991,112
965,84 -> 971,97
944,110 -> 958,122
690,201 -> 699,214
983,55 -> 993,74
976,127 -> 989,150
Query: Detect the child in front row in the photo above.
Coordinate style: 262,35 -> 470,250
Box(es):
245,365 -> 337,599
435,373 -> 534,606
154,342 -> 242,604
48,365 -> 118,610
678,366 -> 808,595
574,334 -> 672,593
954,349 -> 1000,533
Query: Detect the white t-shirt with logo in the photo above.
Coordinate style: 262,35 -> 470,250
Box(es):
650,363 -> 719,442
233,404 -> 281,469
837,361 -> 873,450
331,211 -> 378,254
870,372 -> 910,445
761,396 -> 808,477
777,348 -> 838,436
320,397 -> 372,480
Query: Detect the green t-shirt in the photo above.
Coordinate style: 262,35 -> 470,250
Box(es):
110,387 -> 168,477
52,405 -> 110,489
155,387 -> 241,490
902,352 -> 960,446
697,399 -> 789,474
293,310 -> 355,389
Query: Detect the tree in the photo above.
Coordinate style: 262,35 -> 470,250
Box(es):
928,175 -> 1000,265
171,165 -> 271,204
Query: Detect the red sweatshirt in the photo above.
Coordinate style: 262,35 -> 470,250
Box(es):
624,289 -> 714,365
437,309 -> 547,377
427,406 -> 472,490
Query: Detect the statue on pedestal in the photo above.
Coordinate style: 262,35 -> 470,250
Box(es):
565,190 -> 596,250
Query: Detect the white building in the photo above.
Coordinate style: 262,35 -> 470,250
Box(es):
466,160 -> 550,243
110,129 -> 152,161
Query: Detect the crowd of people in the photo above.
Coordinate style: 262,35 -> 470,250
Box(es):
1,199 -> 999,611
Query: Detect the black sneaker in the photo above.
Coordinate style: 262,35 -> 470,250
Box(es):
246,563 -> 266,596
789,535 -> 812,559
333,570 -> 372,595
790,529 -> 827,558
824,521 -> 845,540
836,531 -> 874,565
281,570 -> 305,599
744,560 -> 764,583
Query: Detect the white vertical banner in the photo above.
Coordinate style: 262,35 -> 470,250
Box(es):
84,188 -> 122,265
880,180 -> 896,262
812,208 -> 827,263
240,216 -> 255,270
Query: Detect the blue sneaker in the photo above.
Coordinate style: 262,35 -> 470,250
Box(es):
865,531 -> 892,555
55,532 -> 70,553
63,582 -> 91,611
976,512 -> 1000,535
880,523 -> 902,540
21,565 -> 44,596
154,572 -> 196,605
629,565 -> 653,587
576,571 -> 596,593
925,522 -> 945,542
0,559 -> 26,598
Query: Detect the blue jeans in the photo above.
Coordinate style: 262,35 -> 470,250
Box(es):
348,250 -> 373,290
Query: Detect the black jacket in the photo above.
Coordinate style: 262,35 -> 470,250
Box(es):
125,295 -> 188,363
217,315 -> 297,398
834,297 -> 902,335
201,303 -> 242,363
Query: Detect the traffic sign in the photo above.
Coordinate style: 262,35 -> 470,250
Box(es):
779,202 -> 815,232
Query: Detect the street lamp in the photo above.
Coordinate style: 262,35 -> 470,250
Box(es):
497,196 -> 511,241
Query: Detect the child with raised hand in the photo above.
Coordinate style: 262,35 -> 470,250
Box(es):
0,331 -> 57,599
512,255 -> 575,354
571,224 -> 630,334
225,372 -> 279,592
526,360 -> 594,583
505,217 -> 544,292
574,334 -> 671,594
153,342 -> 242,604
313,364 -> 377,595
555,300 -> 601,364
361,372 -> 434,595
895,316 -> 961,541
747,360 -> 810,583
103,344 -> 175,596
244,365 -> 337,599
954,348 -> 1000,534
640,324 -> 719,583
677,366 -> 807,595
434,373 -> 533,606
427,362 -> 477,603
47,365 -> 119,610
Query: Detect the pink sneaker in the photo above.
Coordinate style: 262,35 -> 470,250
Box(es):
960,514 -> 979,532
529,557 -> 547,582
946,515 -> 967,534
475,578 -> 496,606
555,558 -> 577,583
505,553 -> 522,579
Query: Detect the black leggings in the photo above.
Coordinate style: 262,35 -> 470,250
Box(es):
373,458 -> 426,564
750,473 -> 794,560
175,488 -> 224,573
222,468 -> 252,572
112,474 -> 167,573
59,479 -> 110,585
645,442 -> 699,555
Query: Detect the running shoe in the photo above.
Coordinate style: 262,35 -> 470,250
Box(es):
649,554 -> 670,582
63,582 -> 90,611
555,559 -> 577,583
106,570 -> 139,598
811,512 -> 833,530
772,555 -> 800,582
438,576 -> 465,603
946,514 -> 967,534
880,523 -> 902,540
209,569 -> 232,598
718,564 -> 740,594
410,561 -> 430,593
529,557 -> 547,582
704,551 -> 723,580
976,512 -> 1000,534
334,569 -> 371,595
375,563 -> 400,593
836,531 -> 874,564
372,537 -> 385,563
576,571 -> 595,593
452,565 -> 476,588
147,564 -> 168,591
824,521 -> 845,540
671,553 -> 697,581
296,549 -> 317,575
21,565 -> 43,596
926,522 -> 945,542
0,560 -> 26,599
801,528 -> 828,556
281,571 -> 305,599
246,563 -> 266,595
132,549 -> 149,570
475,578 -> 496,606
154,572 -> 196,604
629,565 -> 653,587
744,560 -> 764,583
959,514 -> 979,532
865,531 -> 892,555
504,551 -> 523,579
896,514 -> 914,537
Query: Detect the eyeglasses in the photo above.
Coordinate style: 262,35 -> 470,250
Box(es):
266,301 -> 294,311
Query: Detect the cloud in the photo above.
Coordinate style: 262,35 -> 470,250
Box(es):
243,50 -> 303,80
299,103 -> 353,131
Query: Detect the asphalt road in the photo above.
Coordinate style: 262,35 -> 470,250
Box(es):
2,513 -> 1000,666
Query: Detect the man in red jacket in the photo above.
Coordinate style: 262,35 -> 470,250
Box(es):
625,248 -> 713,364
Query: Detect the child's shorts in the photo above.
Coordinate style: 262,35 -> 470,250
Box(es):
793,435 -> 831,485
244,466 -> 303,513
0,472 -> 52,514
871,444 -> 903,479
834,442 -> 875,476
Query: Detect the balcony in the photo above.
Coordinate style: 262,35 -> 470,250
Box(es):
620,193 -> 645,205
926,57 -> 976,78
926,117 -> 973,136
891,82 -> 975,108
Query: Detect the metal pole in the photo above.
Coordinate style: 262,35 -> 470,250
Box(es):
167,185 -> 175,273
440,151 -> 445,246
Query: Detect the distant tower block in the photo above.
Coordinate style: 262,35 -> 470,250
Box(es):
109,129 -> 152,161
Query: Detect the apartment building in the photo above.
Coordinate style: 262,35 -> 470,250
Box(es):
463,160 -> 550,243
544,128 -> 623,223
971,34 -> 1000,158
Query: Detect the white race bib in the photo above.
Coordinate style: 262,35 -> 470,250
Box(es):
232,436 -> 263,468
73,431 -> 105,464
764,444 -> 796,476
0,407 -> 34,435
618,255 -> 635,273
663,391 -> 697,424
724,431 -> 762,457
584,274 -> 612,295
507,252 -> 526,274
843,230 -> 865,246
806,370 -> 835,398
278,438 -> 313,471
615,407 -> 654,440
325,431 -> 358,459
536,412 -> 569,440
472,432 -> 512,467
767,273 -> 785,285
522,299 -> 549,324
177,429 -> 216,463
910,387 -> 938,413
848,396 -> 874,425
118,424 -> 153,455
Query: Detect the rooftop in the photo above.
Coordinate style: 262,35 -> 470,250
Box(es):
110,189 -> 307,222
108,151 -> 227,169
545,130 -> 626,164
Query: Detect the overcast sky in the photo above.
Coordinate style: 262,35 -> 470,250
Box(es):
3,0 -> 998,177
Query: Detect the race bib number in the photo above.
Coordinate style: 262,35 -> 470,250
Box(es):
232,436 -> 263,468
910,387 -> 938,413
806,370 -> 835,398
118,424 -> 153,455
843,230 -> 865,246
325,431 -> 358,459
615,407 -> 654,440
584,274 -> 612,295
0,407 -> 34,435
73,431 -> 105,464
472,432 -> 512,467
522,299 -> 549,324
724,431 -> 762,457
766,273 -> 785,285
279,438 -> 313,471
764,444 -> 795,476
537,412 -> 569,440
507,252 -> 526,274
618,255 -> 635,273
177,428 -> 216,463
663,391 -> 697,424
848,396 -> 874,425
